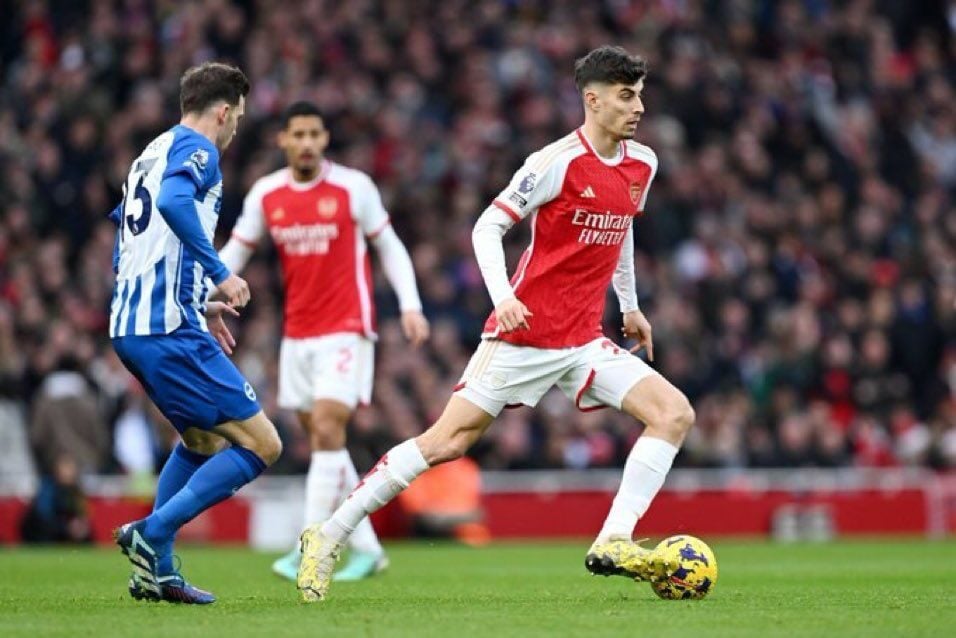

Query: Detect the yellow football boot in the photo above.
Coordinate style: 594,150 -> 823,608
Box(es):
585,537 -> 677,582
297,525 -> 343,602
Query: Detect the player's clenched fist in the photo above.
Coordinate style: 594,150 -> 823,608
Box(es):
218,272 -> 251,308
495,297 -> 533,333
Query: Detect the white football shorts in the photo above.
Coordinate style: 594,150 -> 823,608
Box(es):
278,333 -> 374,411
454,337 -> 658,417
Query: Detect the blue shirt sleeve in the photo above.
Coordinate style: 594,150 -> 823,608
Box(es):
155,173 -> 230,285
162,129 -> 220,191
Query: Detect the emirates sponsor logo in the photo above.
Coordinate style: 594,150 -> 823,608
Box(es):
571,208 -> 632,245
270,223 -> 339,255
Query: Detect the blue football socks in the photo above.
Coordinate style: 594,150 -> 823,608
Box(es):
155,443 -> 210,508
143,446 -> 266,560
152,443 -> 210,574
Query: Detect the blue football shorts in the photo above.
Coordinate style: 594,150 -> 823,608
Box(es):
112,325 -> 261,432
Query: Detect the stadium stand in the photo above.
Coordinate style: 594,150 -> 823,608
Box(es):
0,0 -> 952,489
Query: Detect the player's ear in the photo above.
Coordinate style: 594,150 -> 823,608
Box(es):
583,87 -> 600,113
216,102 -> 230,126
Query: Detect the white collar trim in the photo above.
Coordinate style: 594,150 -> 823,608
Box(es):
578,128 -> 625,166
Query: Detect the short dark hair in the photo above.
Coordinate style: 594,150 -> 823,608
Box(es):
281,101 -> 324,128
179,62 -> 250,115
573,46 -> 647,91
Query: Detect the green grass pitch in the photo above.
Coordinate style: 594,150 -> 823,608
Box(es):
2,540 -> 955,637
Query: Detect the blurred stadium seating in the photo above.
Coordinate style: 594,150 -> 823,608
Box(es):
0,0 -> 953,523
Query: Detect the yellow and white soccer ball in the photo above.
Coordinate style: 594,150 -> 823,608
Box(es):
650,535 -> 718,600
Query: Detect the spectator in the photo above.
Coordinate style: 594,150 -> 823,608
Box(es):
0,0 -> 952,476
19,454 -> 93,544
29,357 -> 110,476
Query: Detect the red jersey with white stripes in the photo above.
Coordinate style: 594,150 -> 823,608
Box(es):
230,161 -> 390,339
482,129 -> 658,348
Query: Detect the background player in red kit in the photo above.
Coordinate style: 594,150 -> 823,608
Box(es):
219,102 -> 429,583
297,46 -> 696,602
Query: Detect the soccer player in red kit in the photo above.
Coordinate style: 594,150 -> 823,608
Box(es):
219,102 -> 429,583
298,46 -> 694,601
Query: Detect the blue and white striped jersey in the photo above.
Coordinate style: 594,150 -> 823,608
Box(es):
109,125 -> 224,337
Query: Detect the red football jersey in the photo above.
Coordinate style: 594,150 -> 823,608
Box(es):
231,161 -> 390,339
482,129 -> 658,348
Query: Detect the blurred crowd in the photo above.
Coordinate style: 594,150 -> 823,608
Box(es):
0,0 -> 954,488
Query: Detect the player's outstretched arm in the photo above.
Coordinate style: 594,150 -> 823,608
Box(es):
370,225 -> 429,346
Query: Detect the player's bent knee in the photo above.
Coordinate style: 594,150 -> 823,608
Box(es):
215,412 -> 283,465
665,397 -> 695,438
310,429 -> 344,451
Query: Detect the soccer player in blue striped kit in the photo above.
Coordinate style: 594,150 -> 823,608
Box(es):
108,62 -> 282,604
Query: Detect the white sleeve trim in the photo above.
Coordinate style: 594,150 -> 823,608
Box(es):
612,223 -> 639,313
472,205 -> 517,307
371,225 -> 422,312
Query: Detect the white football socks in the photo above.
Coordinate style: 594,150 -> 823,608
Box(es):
342,455 -> 385,556
304,450 -> 350,529
322,439 -> 429,543
597,436 -> 679,542
301,449 -> 385,556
